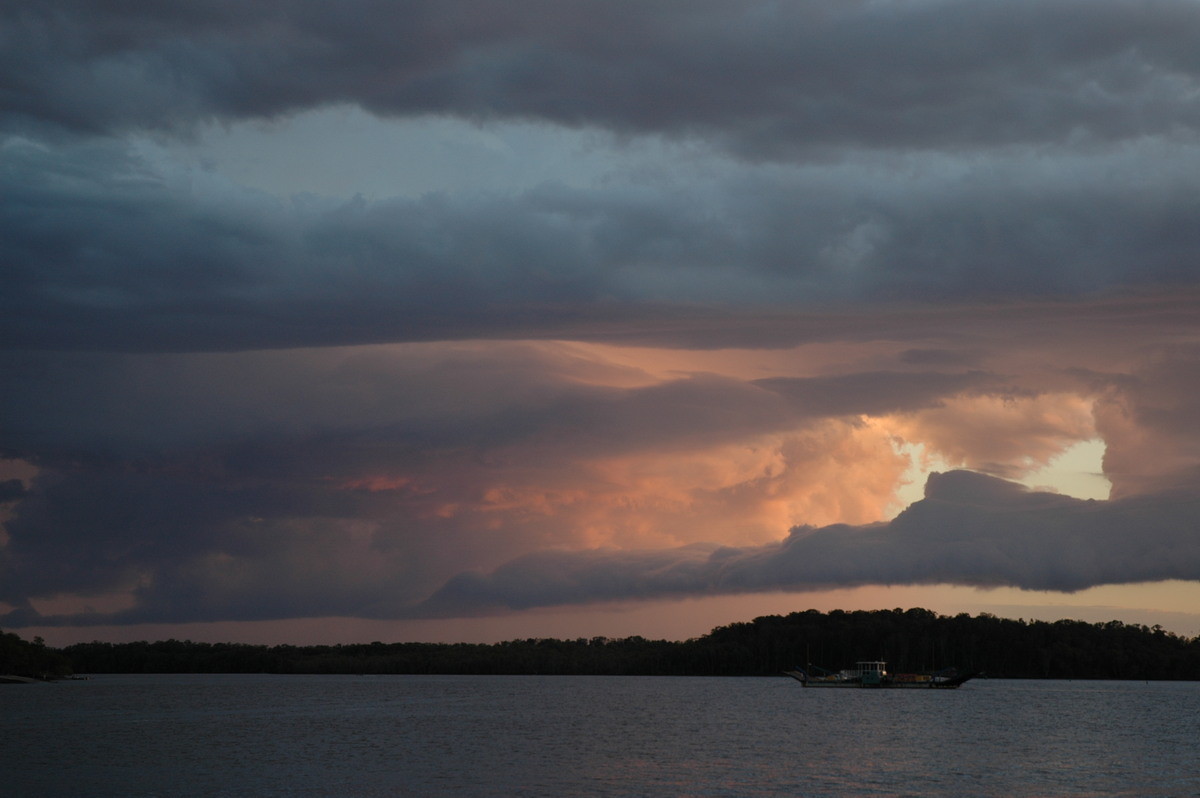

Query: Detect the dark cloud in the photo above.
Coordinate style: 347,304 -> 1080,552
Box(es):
5,1 -> 1200,154
899,348 -> 983,367
4,0 -> 1200,635
415,471 -> 1200,616
0,339 -> 1016,627
5,1 -> 1200,354
5,135 -> 1200,352
6,1 -> 1200,352
756,371 -> 996,418
0,462 -> 500,625
0,347 -> 752,462
2,323 -> 1198,627
1094,344 -> 1200,499
0,479 -> 27,502
0,344 -> 1012,470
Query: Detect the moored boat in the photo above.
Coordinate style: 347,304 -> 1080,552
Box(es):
783,660 -> 974,688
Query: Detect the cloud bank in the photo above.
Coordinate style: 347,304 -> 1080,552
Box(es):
4,323 -> 1199,627
5,1 -> 1200,352
3,0 -> 1200,633
7,0 -> 1200,152
419,471 -> 1200,616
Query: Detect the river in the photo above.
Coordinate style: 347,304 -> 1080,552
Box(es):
4,674 -> 1198,796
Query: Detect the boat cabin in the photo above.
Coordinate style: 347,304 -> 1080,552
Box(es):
846,661 -> 887,685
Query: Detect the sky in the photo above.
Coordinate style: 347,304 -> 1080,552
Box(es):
4,0 -> 1200,646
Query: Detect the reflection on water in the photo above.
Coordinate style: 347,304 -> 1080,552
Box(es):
4,675 -> 1199,796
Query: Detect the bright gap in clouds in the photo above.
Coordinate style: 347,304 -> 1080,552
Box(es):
1020,438 -> 1111,501
892,437 -> 1111,512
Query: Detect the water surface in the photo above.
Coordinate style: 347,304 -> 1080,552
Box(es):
4,675 -> 1198,796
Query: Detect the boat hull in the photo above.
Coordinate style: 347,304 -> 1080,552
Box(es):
783,669 -> 974,688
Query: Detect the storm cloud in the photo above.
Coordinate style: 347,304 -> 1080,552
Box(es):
4,320 -> 1198,628
418,471 -> 1200,615
3,0 -> 1200,637
6,132 -> 1200,352
6,0 -> 1200,153
4,1 -> 1200,352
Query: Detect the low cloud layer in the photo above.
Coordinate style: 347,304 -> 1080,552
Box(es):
3,315 -> 1200,628
418,471 -> 1200,616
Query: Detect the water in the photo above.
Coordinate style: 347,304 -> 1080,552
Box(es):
4,675 -> 1199,797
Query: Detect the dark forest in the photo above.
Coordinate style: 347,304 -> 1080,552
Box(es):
6,608 -> 1196,681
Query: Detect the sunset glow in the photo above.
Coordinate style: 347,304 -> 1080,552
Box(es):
4,1 -> 1200,646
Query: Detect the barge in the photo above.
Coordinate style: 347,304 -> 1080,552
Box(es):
784,660 -> 974,688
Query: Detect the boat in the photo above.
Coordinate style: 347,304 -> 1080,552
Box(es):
783,660 -> 975,688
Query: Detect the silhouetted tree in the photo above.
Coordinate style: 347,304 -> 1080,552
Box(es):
54,609 -> 1200,679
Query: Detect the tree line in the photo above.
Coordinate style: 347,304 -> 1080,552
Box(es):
0,630 -> 73,680
7,608 -> 1200,680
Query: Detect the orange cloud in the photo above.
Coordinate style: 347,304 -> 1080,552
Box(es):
884,393 -> 1097,481
7,292 -> 1200,632
333,415 -> 910,564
